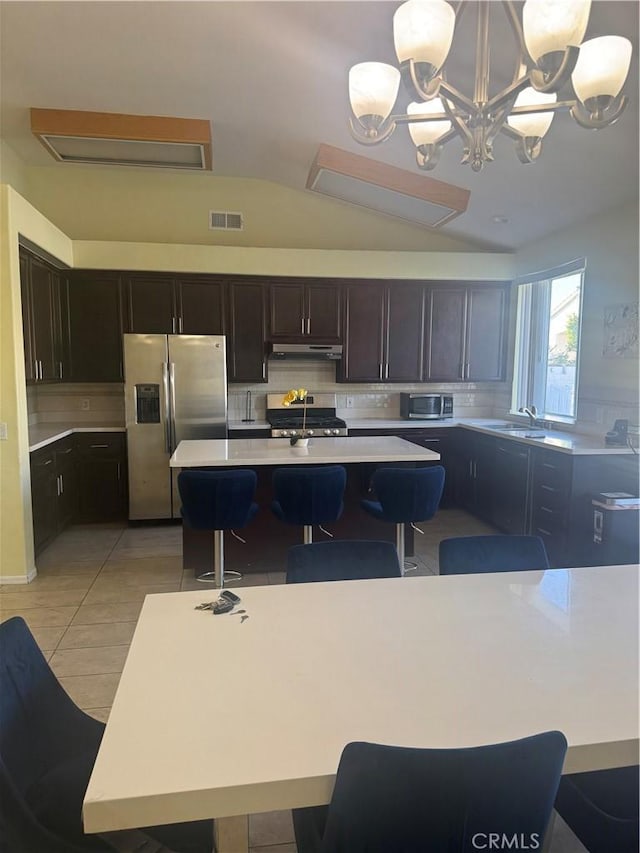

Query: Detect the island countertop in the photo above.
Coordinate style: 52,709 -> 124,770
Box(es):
170,436 -> 440,468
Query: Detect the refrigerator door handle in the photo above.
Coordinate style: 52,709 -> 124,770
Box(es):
162,362 -> 172,454
169,361 -> 177,453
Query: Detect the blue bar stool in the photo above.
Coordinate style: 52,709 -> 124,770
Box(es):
178,469 -> 258,587
361,466 -> 445,573
271,466 -> 347,544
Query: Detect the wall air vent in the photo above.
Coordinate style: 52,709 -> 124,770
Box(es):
31,108 -> 212,171
209,211 -> 244,231
307,144 -> 470,229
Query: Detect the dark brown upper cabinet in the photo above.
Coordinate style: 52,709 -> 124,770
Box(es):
425,283 -> 508,382
269,280 -> 341,341
176,278 -> 225,335
19,247 -> 66,383
340,282 -> 425,382
126,274 -> 225,336
66,272 -> 125,382
227,280 -> 268,383
126,275 -> 175,334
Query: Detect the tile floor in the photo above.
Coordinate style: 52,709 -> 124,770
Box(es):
0,510 -> 586,852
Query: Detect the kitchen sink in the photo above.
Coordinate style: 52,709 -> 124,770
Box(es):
483,424 -> 546,438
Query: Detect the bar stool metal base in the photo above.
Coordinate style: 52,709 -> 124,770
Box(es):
196,530 -> 242,588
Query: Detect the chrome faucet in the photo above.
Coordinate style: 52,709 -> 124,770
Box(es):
519,405 -> 538,427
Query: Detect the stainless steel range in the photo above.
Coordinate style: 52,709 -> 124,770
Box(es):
267,393 -> 348,438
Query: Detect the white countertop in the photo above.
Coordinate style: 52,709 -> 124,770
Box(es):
170,435 -> 440,467
84,564 -> 639,840
30,418 -> 635,457
29,423 -> 125,452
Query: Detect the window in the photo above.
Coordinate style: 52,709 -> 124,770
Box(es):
512,260 -> 585,422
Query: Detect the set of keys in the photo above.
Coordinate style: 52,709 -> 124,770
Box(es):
195,589 -> 248,621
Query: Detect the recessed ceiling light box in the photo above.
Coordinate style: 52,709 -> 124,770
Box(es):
307,143 -> 469,228
30,108 -> 212,170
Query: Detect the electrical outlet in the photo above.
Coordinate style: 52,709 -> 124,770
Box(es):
0,422 -> 7,440
81,399 -> 91,411
346,396 -> 355,409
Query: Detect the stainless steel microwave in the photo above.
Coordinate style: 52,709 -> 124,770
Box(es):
400,393 -> 453,420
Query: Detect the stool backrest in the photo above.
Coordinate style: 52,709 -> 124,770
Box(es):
372,466 -> 445,523
272,465 -> 346,526
439,535 -> 550,575
178,469 -> 257,530
287,540 -> 401,583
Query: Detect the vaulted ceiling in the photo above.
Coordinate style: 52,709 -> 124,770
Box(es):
1,1 -> 637,250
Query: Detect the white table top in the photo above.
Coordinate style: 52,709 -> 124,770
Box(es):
170,435 -> 441,467
84,564 -> 639,835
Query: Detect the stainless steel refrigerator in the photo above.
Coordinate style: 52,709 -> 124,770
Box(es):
124,334 -> 227,520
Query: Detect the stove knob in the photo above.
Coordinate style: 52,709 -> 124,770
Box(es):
332,429 -> 340,436
306,430 -> 314,436
324,429 -> 332,436
291,430 -> 299,437
279,430 -> 287,437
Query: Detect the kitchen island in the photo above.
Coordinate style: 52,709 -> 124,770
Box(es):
170,436 -> 440,575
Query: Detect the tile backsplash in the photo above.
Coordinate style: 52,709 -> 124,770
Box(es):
27,363 -> 636,437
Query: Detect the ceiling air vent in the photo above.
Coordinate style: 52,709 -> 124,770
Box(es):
209,211 -> 244,231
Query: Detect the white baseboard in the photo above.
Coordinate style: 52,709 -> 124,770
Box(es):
1,567 -> 38,585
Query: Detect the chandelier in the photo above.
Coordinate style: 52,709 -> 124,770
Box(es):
347,0 -> 633,172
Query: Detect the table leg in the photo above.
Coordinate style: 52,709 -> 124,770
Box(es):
214,814 -> 249,853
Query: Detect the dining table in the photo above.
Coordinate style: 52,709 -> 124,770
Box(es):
83,563 -> 639,853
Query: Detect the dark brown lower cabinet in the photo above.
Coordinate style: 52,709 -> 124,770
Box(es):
492,441 -> 530,535
75,433 -> 128,522
31,432 -> 128,556
452,431 -> 495,523
30,436 -> 77,554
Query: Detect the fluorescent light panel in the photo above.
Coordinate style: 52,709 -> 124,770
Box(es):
31,109 -> 212,171
307,144 -> 469,229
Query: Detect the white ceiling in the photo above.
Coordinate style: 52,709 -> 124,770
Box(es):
0,1 -> 638,251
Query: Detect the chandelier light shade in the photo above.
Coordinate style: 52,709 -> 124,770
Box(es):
393,0 -> 455,69
407,99 -> 452,146
348,62 -> 401,129
522,0 -> 592,64
507,88 -> 557,139
347,0 -> 633,172
571,36 -> 633,104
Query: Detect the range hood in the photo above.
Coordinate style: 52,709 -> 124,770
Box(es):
269,343 -> 343,360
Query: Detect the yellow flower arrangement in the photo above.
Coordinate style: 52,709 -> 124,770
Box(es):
282,388 -> 308,443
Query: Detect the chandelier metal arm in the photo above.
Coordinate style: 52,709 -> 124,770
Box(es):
438,79 -> 477,116
501,1 -> 528,62
485,75 -> 532,115
402,59 -> 442,101
571,95 -> 628,129
348,116 -> 397,146
529,46 -> 580,94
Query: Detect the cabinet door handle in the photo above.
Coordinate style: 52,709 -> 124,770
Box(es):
541,485 -> 556,493
536,527 -> 552,536
56,475 -> 61,496
540,506 -> 553,514
59,361 -> 63,379
59,447 -> 73,454
262,362 -> 266,380
43,459 -> 53,466
171,317 -> 176,334
465,362 -> 470,379
117,462 -> 121,480
178,316 -> 183,334
542,462 -> 557,470
385,362 -> 389,379
378,363 -> 383,380
59,474 -> 64,494
306,317 -> 311,335
90,444 -> 109,449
